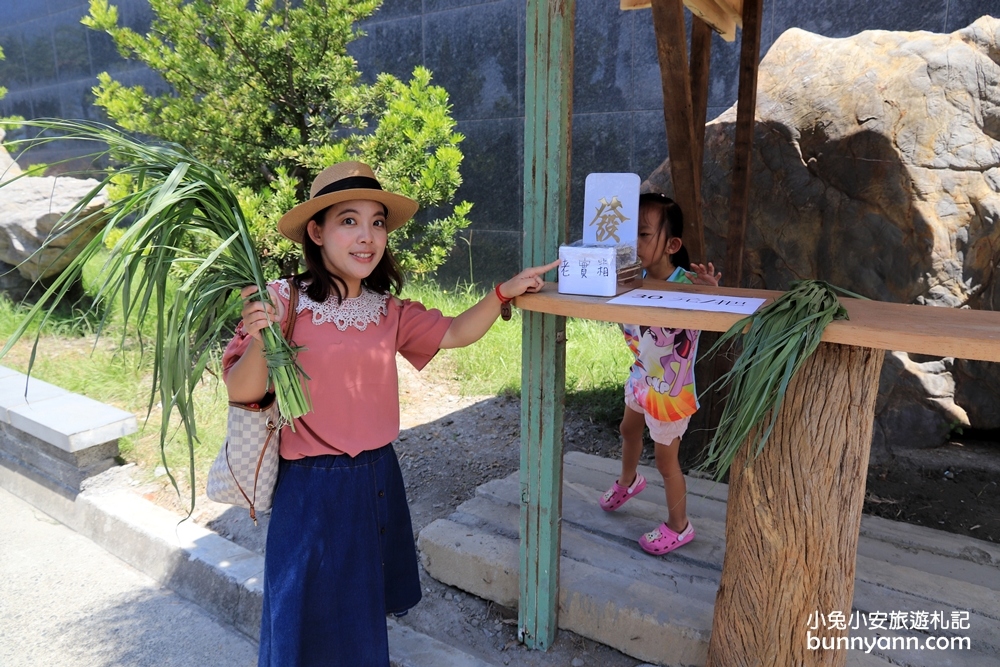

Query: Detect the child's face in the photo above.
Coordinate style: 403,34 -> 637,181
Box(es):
306,199 -> 388,296
637,206 -> 681,271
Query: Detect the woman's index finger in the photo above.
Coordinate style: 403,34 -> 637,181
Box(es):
531,258 -> 562,275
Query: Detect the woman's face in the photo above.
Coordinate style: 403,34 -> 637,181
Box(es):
306,199 -> 388,296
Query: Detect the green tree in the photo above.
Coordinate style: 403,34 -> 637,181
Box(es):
84,0 -> 471,277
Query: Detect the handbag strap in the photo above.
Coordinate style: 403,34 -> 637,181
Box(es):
282,279 -> 299,342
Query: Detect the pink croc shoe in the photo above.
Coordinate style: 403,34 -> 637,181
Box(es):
639,521 -> 695,556
599,473 -> 647,511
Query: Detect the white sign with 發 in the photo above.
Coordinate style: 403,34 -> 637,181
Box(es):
583,172 -> 639,264
606,289 -> 766,315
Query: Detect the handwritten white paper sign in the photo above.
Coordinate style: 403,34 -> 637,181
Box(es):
606,289 -> 766,315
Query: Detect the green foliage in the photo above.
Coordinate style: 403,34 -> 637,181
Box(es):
83,0 -> 471,278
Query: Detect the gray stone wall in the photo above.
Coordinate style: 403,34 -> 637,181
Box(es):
1,0 -> 992,284
0,1 -> 163,164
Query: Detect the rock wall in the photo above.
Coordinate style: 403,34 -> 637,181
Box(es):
647,17 -> 1000,458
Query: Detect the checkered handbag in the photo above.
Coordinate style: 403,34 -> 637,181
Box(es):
206,281 -> 299,523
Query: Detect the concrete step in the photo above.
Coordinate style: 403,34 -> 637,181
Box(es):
418,451 -> 999,667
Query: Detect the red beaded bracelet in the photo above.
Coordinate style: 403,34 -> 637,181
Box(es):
495,284 -> 513,321
494,284 -> 513,304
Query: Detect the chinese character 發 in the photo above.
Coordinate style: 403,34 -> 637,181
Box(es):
588,196 -> 629,243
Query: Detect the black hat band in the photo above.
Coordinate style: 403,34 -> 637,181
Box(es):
313,176 -> 383,199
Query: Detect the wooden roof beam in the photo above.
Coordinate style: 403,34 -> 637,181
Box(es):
622,0 -> 740,41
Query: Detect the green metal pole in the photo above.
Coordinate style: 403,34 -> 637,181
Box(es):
519,0 -> 573,651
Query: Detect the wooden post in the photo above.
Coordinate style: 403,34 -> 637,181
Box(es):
650,0 -> 706,264
722,0 -> 764,287
690,16 -> 713,170
706,343 -> 885,667
520,0 -> 572,650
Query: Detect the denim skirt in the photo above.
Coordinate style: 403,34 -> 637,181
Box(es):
258,444 -> 421,667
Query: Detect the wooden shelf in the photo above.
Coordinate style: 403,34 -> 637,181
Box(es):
515,281 -> 1000,363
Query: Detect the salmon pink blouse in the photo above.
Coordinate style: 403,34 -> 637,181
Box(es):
222,280 -> 452,459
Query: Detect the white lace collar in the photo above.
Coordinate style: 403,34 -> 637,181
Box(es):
276,280 -> 389,332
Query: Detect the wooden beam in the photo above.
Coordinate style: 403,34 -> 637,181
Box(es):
515,282 -> 1000,363
712,0 -> 743,28
519,0 -> 572,651
722,0 -> 763,287
690,16 -> 712,172
622,0 -> 738,41
649,0 -> 706,264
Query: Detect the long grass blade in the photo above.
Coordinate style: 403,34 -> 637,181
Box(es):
0,119 -> 312,511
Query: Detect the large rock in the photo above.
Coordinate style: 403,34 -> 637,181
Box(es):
0,130 -> 22,179
647,16 -> 1000,456
0,172 -> 106,284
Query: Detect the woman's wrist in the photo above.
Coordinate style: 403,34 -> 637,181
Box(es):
494,283 -> 513,321
494,283 -> 513,304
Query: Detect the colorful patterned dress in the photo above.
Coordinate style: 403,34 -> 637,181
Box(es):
622,267 -> 701,423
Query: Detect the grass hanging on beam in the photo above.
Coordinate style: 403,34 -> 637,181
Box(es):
0,119 -> 311,510
700,279 -> 854,480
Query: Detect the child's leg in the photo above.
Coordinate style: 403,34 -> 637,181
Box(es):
618,405 -> 646,487
654,437 -> 689,534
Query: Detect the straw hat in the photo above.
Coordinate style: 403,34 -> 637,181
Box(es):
277,161 -> 419,243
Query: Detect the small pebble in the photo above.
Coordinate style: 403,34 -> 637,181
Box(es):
470,618 -> 479,627
572,659 -> 585,667
444,593 -> 453,601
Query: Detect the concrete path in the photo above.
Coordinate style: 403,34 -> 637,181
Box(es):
0,486 -> 258,667
0,462 -> 500,667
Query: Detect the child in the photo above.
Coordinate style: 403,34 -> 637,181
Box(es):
223,160 -> 559,667
599,192 -> 720,556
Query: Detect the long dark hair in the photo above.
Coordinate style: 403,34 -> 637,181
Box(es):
638,192 -> 689,271
292,204 -> 405,303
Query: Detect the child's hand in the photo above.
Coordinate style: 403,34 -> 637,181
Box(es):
687,262 -> 722,287
498,259 -> 562,299
240,284 -> 285,341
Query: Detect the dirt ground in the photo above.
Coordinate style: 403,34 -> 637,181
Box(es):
172,354 -> 999,667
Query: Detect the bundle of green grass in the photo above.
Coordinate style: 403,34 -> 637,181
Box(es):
701,280 -> 851,479
0,119 -> 309,506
